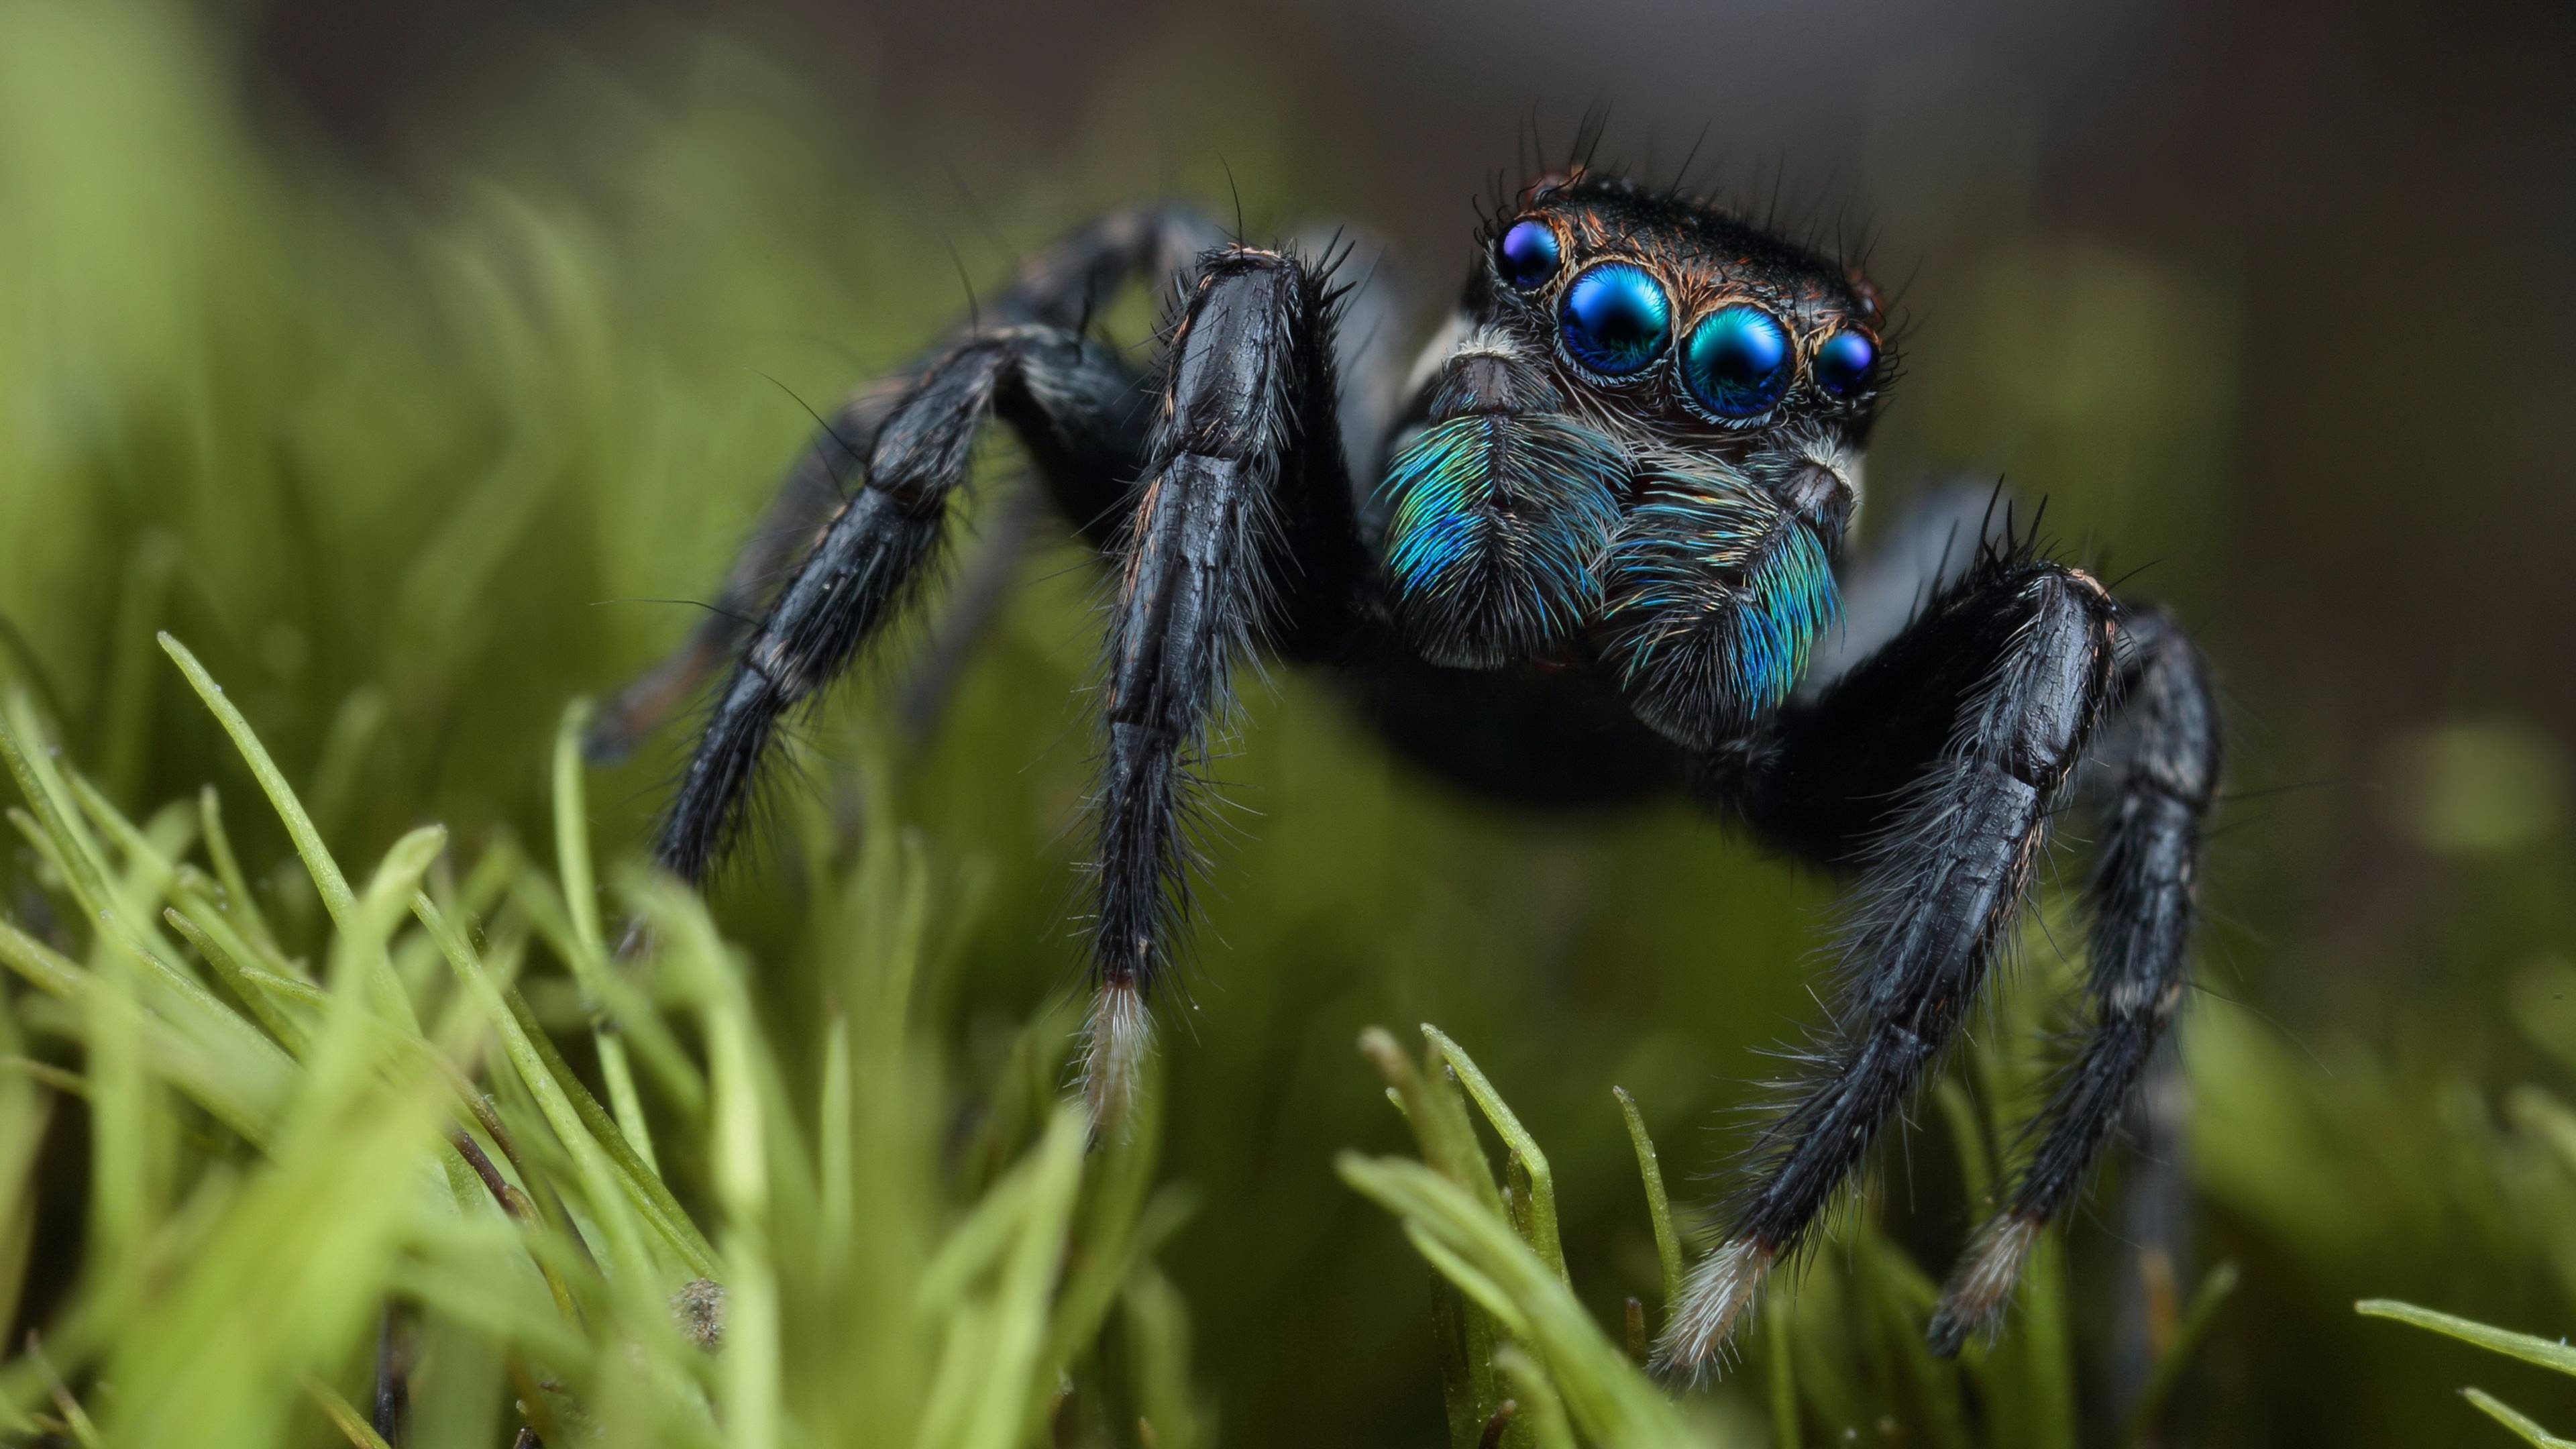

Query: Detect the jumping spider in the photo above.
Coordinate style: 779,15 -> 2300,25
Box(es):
591,168 -> 2220,1375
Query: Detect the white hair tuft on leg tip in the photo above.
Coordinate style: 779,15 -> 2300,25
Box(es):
1653,1236 -> 1775,1381
1080,979 -> 1152,1138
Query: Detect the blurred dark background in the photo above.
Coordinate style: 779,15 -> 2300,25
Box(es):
248,0 -> 2576,817
23,0 -> 2576,1442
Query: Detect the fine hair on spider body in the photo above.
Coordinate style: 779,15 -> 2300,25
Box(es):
596,158 -> 2220,1376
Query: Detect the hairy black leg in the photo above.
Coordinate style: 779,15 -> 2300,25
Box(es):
1928,605 -> 2218,1352
1081,244 -> 1352,1124
1656,552 -> 2119,1375
654,325 -> 1145,884
588,205 -> 1222,761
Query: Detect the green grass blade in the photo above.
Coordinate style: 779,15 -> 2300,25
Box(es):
2359,1299 -> 2576,1377
1612,1085 -> 1680,1320
2463,1389 -> 2576,1448
197,785 -> 288,967
158,635 -> 355,926
413,892 -> 715,1278
551,698 -> 657,1170
2116,1261 -> 2241,1449
1422,1025 -> 1564,1285
1338,1152 -> 1695,1449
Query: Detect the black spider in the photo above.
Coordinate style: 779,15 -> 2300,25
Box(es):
589,165 -> 2220,1376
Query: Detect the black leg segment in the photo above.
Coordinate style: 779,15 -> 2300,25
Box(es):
589,205 -> 1222,762
1927,603 -> 2220,1352
1081,244 -> 1351,1124
651,324 -> 1148,885
1658,549 -> 2121,1376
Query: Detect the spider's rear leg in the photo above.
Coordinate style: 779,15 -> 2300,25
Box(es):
1658,552 -> 2121,1377
588,203 -> 1222,763
1927,604 -> 2219,1353
1082,244 -> 1361,1127
653,325 -> 1148,883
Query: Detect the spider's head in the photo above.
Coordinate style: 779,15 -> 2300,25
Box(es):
1379,172 -> 1890,724
1463,173 -> 1887,448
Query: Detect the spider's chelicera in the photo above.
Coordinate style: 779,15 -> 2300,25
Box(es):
590,168 -> 2220,1377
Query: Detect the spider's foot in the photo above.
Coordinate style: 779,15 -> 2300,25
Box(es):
1653,1235 -> 1775,1381
1927,1212 -> 2041,1356
1079,978 -> 1152,1140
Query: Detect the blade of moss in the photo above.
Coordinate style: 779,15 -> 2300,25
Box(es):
1424,1025 -> 1564,1285
162,906 -> 310,1051
1492,1345 -> 1577,1449
413,892 -> 715,1278
198,785 -> 288,967
304,1377 -> 395,1449
1764,1291 -> 1801,1449
551,698 -> 656,1170
1339,1152 -> 1696,1449
1612,1085 -> 1681,1318
2357,1300 -> 2576,1377
2116,1262 -> 2239,1449
2463,1389 -> 2576,1448
159,633 -> 354,926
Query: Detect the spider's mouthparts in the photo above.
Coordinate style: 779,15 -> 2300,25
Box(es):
1376,411 -> 1627,669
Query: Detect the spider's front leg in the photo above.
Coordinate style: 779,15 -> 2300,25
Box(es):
589,205 -> 1221,763
1083,245 -> 1362,1126
1656,551 -> 2128,1376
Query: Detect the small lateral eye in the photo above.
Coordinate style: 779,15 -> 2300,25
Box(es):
1813,327 -> 1878,398
1495,219 -> 1562,288
1680,305 -> 1792,417
1558,263 -> 1671,376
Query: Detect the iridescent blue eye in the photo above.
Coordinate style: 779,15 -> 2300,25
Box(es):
1680,305 -> 1792,417
1558,264 -> 1670,376
1495,219 -> 1560,288
1813,328 -> 1877,398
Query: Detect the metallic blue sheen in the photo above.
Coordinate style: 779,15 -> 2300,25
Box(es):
1375,414 -> 1627,656
1495,219 -> 1561,288
1679,305 -> 1792,417
1601,470 -> 1842,735
1814,327 -> 1876,396
1558,264 -> 1670,376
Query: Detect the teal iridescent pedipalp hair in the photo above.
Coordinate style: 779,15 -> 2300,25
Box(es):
1375,412 -> 1629,665
1599,462 -> 1841,747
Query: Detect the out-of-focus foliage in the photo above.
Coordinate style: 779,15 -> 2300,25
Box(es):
1,3 -> 2573,1446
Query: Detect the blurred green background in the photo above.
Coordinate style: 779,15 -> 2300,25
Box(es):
1,0 -> 2572,1444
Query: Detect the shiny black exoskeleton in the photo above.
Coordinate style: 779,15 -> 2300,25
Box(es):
593,164 -> 2220,1374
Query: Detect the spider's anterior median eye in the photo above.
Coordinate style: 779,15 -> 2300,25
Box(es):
1558,263 -> 1670,376
1813,327 -> 1877,398
1495,219 -> 1561,288
1679,305 -> 1792,418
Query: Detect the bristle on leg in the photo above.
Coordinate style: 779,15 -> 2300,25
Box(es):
1927,1212 -> 2042,1356
1081,979 -> 1152,1137
1653,1236 -> 1776,1380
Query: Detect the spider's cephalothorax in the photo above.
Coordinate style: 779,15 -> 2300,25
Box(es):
1379,175 -> 1884,747
592,168 -> 2220,1377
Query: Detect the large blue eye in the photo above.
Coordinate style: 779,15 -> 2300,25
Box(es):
1813,327 -> 1877,397
1680,305 -> 1792,417
1558,264 -> 1670,376
1495,219 -> 1560,288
